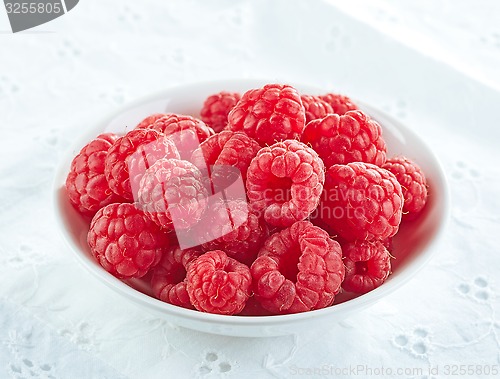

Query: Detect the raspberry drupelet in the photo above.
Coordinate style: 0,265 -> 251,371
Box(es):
246,139 -> 325,228
201,199 -> 268,266
251,221 -> 345,314
200,91 -> 241,132
144,114 -> 215,160
150,245 -> 201,309
186,250 -> 252,315
190,130 -> 260,184
87,203 -> 171,279
315,162 -> 403,241
300,94 -> 334,124
66,133 -> 124,216
138,158 -> 208,231
302,110 -> 387,168
319,93 -> 358,115
342,240 -> 391,294
382,156 -> 428,218
135,113 -> 168,130
227,83 -> 306,146
104,128 -> 180,201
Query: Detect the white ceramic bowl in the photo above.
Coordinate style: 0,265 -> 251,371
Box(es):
53,79 -> 450,337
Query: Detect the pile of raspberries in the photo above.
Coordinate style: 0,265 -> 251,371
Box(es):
65,84 -> 428,316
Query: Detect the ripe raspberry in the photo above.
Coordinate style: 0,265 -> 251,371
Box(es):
342,240 -> 391,293
246,139 -> 325,227
87,203 -> 171,279
382,156 -> 428,217
227,84 -> 306,146
186,250 -> 252,315
200,91 -> 241,133
201,199 -> 268,266
146,114 -> 215,159
150,246 -> 201,309
300,95 -> 334,123
302,111 -> 387,168
251,221 -> 344,314
104,129 -> 180,201
319,93 -> 358,115
138,158 -> 208,230
66,133 -> 124,216
381,237 -> 393,253
190,130 -> 260,183
315,162 -> 403,241
135,113 -> 168,129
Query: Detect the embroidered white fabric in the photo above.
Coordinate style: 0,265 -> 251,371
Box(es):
1,1 -> 499,378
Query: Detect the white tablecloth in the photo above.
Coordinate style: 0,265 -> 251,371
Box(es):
1,1 -> 499,378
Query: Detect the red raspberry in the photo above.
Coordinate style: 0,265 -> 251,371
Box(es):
138,158 -> 208,230
251,221 -> 344,314
315,162 -> 403,241
190,130 -> 260,183
246,139 -> 325,227
342,240 -> 391,293
381,237 -> 393,253
300,95 -> 334,123
302,111 -> 387,168
186,250 -> 252,315
66,133 -> 124,216
382,156 -> 428,217
227,84 -> 306,146
319,93 -> 358,115
150,246 -> 201,309
135,113 -> 168,129
87,203 -> 171,279
146,114 -> 215,159
200,91 -> 241,133
104,129 -> 180,201
201,199 -> 268,266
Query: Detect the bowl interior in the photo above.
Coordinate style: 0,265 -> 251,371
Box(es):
53,79 -> 449,334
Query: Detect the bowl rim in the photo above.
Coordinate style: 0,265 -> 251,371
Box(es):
53,78 -> 451,326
